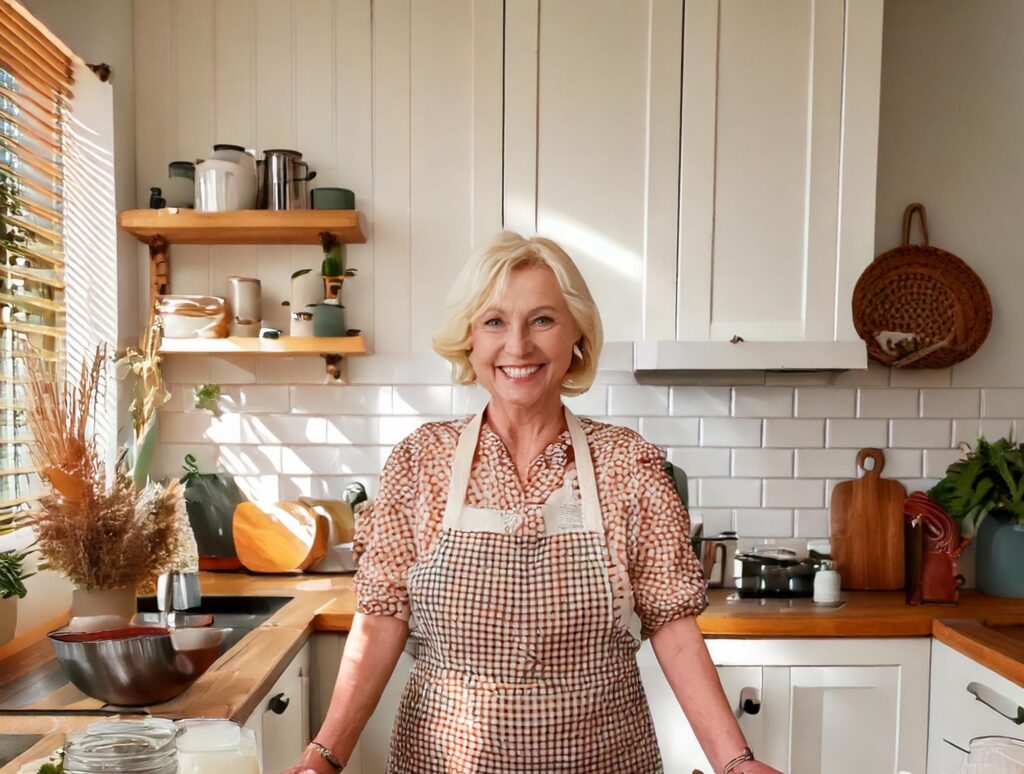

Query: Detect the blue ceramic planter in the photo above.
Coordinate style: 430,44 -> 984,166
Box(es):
976,512 -> 1024,597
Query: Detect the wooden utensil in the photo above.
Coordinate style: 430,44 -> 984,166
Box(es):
232,500 -> 328,573
829,448 -> 907,590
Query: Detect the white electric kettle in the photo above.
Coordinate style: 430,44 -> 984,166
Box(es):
195,158 -> 257,212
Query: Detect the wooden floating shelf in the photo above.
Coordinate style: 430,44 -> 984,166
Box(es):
159,333 -> 367,357
118,208 -> 366,245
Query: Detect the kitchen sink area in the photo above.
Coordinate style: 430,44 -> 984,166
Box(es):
134,595 -> 293,654
0,735 -> 42,768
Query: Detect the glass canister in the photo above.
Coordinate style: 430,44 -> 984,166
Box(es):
964,736 -> 1024,773
175,718 -> 259,774
62,718 -> 178,774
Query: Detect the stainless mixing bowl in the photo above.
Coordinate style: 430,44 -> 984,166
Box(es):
49,626 -> 228,706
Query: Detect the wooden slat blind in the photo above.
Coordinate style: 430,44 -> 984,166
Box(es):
0,0 -> 74,513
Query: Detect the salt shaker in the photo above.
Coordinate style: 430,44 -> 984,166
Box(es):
813,559 -> 841,604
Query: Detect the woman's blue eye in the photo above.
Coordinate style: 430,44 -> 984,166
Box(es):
533,316 -> 554,325
482,318 -> 502,327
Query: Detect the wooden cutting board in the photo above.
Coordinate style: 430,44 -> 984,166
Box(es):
829,448 -> 907,590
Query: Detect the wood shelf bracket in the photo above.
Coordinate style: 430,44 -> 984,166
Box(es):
148,235 -> 170,308
321,353 -> 347,382
318,231 -> 340,252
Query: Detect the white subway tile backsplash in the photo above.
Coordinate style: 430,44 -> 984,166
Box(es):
257,356 -> 329,384
242,414 -> 326,445
826,419 -> 888,449
982,389 -> 1024,418
152,443 -> 215,477
889,368 -> 953,388
290,385 -> 392,414
452,385 -> 490,416
732,387 -> 794,418
597,342 -> 633,372
731,449 -> 793,478
878,449 -> 923,479
161,412 -> 242,445
233,475 -> 280,502
564,386 -> 608,416
670,386 -> 731,417
735,509 -> 793,538
162,355 -> 212,387
795,448 -> 858,478
701,418 -> 762,448
764,372 -> 832,387
795,388 -> 856,418
691,508 -> 734,537
280,445 -> 383,476
604,416 -> 640,432
952,418 -> 1015,445
640,417 -> 700,447
393,386 -> 452,416
346,353 -> 452,385
764,419 -> 825,448
666,447 -> 731,478
699,478 -> 761,507
279,475 -> 362,501
921,389 -> 980,418
763,478 -> 825,508
889,419 -> 951,449
608,385 -> 668,416
593,371 -> 639,386
217,445 -> 282,475
209,355 -> 257,385
794,509 -> 830,538
220,385 -> 291,414
857,388 -> 919,418
325,416 -> 380,445
924,448 -> 963,478
379,416 -> 447,445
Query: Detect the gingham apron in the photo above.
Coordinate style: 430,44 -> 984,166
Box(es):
387,407 -> 663,773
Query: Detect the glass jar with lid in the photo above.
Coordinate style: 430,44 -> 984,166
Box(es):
175,718 -> 259,774
63,718 -> 178,774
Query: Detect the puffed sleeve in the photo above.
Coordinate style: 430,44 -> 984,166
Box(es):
353,436 -> 419,620
627,440 -> 708,638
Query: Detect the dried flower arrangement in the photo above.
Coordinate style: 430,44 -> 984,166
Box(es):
20,341 -> 189,591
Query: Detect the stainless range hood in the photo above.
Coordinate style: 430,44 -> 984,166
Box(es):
632,340 -> 868,373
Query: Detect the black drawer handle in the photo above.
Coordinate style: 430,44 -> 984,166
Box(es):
967,681 -> 1024,724
268,692 -> 290,715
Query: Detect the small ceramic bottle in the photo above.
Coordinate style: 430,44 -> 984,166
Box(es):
228,276 -> 261,336
813,560 -> 842,604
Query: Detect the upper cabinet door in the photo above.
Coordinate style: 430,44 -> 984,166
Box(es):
677,0 -> 884,347
504,0 -> 684,342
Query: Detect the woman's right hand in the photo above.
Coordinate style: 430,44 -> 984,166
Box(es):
275,744 -> 339,774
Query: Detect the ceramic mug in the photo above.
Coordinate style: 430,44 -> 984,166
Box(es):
311,302 -> 347,337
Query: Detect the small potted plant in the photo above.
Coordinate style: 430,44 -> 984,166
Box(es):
928,435 -> 1024,597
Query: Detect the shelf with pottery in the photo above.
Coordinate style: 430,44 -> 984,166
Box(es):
117,208 -> 367,308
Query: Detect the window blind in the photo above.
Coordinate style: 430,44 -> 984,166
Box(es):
0,0 -> 74,514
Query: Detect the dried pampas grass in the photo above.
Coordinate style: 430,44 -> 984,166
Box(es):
19,344 -> 185,591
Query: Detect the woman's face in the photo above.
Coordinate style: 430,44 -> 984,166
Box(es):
469,263 -> 581,413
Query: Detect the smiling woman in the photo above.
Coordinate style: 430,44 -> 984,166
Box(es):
283,233 -> 779,774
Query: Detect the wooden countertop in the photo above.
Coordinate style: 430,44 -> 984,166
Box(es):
4,574 -> 1024,773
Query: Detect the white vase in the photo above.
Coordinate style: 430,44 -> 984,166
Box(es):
70,586 -> 137,622
290,269 -> 323,311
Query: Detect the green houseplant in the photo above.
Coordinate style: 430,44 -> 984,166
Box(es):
928,435 -> 1024,597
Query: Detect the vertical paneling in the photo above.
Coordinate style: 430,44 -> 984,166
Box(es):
214,0 -> 256,148
174,0 -> 216,158
802,0 -> 845,341
470,0 -> 504,248
503,0 -> 539,235
641,0 -> 684,341
295,0 -> 336,183
836,0 -> 885,341
711,0 -> 811,339
336,0 -> 374,348
255,0 -> 296,150
372,0 -> 412,351
410,0 -> 474,351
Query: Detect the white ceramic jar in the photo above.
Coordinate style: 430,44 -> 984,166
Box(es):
175,719 -> 259,774
228,276 -> 261,337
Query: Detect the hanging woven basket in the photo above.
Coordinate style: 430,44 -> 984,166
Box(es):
852,203 -> 992,369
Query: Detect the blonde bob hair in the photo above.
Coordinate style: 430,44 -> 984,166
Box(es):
432,232 -> 603,397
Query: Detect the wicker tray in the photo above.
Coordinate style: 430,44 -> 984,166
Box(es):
852,203 -> 991,369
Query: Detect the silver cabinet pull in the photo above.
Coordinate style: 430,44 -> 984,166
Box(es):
967,681 -> 1024,724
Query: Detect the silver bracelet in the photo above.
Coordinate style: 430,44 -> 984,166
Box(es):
722,746 -> 755,773
310,741 -> 345,772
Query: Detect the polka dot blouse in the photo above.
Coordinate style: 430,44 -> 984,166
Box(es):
354,415 -> 709,639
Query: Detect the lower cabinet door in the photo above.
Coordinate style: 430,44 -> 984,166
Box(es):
638,643 -> 768,773
787,665 -> 901,774
247,642 -> 311,773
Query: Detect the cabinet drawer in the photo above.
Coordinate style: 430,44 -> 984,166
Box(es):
931,641 -> 1024,752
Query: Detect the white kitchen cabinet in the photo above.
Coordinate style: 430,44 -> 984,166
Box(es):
242,641 -> 311,773
639,637 -> 930,773
635,0 -> 884,371
929,640 -> 1024,773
